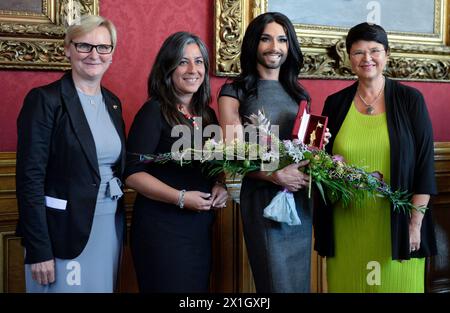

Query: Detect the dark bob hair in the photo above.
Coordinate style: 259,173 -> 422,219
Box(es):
345,22 -> 389,54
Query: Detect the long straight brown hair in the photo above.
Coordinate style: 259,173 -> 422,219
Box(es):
147,32 -> 215,127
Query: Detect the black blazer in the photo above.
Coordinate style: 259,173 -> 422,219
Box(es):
314,77 -> 437,260
16,72 -> 126,264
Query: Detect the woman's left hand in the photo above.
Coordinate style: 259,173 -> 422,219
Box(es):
409,221 -> 422,253
211,183 -> 229,208
323,128 -> 332,147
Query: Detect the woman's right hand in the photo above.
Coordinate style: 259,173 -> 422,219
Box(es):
271,160 -> 310,192
31,259 -> 55,285
183,191 -> 213,212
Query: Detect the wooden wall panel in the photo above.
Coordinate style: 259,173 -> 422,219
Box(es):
427,142 -> 450,293
1,233 -> 25,293
210,182 -> 255,293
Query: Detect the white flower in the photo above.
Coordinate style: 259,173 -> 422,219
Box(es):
261,151 -> 279,162
247,110 -> 272,136
283,140 -> 305,163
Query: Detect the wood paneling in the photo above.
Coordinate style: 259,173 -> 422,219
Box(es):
210,181 -> 255,293
1,143 -> 449,292
0,152 -> 22,293
427,142 -> 450,293
0,233 -> 25,293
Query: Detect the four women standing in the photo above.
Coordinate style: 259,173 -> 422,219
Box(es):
15,13 -> 438,293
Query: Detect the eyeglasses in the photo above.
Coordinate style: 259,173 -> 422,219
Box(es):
350,48 -> 385,58
71,41 -> 114,54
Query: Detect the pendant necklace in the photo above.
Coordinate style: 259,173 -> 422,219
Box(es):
86,93 -> 102,107
357,77 -> 385,115
77,87 -> 102,108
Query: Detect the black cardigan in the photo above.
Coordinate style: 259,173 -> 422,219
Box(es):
314,77 -> 437,260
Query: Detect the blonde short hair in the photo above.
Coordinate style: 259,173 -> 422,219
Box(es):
64,15 -> 117,48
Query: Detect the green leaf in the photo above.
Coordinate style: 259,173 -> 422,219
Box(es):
315,181 -> 327,205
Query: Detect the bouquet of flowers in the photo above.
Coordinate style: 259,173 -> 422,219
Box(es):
137,111 -> 424,225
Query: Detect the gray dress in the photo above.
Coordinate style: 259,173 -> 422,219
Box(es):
25,90 -> 123,293
220,80 -> 312,292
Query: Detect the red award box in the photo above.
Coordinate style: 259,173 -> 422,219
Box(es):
292,100 -> 328,149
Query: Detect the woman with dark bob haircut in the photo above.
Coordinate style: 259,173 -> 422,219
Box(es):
314,22 -> 437,292
124,32 -> 228,292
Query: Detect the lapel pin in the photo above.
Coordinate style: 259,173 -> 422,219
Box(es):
113,105 -> 118,109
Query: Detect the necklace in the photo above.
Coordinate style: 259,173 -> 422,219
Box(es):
76,88 -> 102,107
357,77 -> 385,115
86,94 -> 103,107
178,105 -> 200,130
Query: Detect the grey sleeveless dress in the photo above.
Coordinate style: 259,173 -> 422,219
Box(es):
220,80 -> 312,292
25,90 -> 123,292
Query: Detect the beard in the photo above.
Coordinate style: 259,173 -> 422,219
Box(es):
256,51 -> 287,69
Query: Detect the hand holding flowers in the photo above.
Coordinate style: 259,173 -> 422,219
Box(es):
271,161 -> 310,192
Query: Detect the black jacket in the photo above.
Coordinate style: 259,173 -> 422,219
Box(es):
16,72 -> 126,264
314,77 -> 437,260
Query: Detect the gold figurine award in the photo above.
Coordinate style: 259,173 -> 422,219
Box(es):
292,101 -> 328,149
308,122 -> 324,147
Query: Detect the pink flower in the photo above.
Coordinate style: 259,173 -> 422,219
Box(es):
370,171 -> 384,182
332,154 -> 345,163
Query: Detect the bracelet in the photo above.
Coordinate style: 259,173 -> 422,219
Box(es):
178,189 -> 186,209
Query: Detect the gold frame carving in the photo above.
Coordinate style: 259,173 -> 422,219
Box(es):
0,0 -> 99,70
214,0 -> 450,81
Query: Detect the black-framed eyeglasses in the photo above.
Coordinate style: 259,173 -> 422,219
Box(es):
71,41 -> 114,54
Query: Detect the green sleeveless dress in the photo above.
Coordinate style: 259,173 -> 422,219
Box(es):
326,102 -> 425,293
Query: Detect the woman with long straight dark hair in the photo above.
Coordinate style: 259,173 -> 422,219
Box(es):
234,11 -> 310,106
124,32 -> 228,292
218,12 -> 313,292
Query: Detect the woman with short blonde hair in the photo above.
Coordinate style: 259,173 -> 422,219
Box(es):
16,15 -> 125,292
64,15 -> 117,48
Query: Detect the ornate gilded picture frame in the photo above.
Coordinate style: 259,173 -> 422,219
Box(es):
214,0 -> 450,81
0,0 -> 99,70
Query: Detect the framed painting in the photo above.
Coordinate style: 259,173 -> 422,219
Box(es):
0,0 -> 99,70
214,0 -> 450,81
